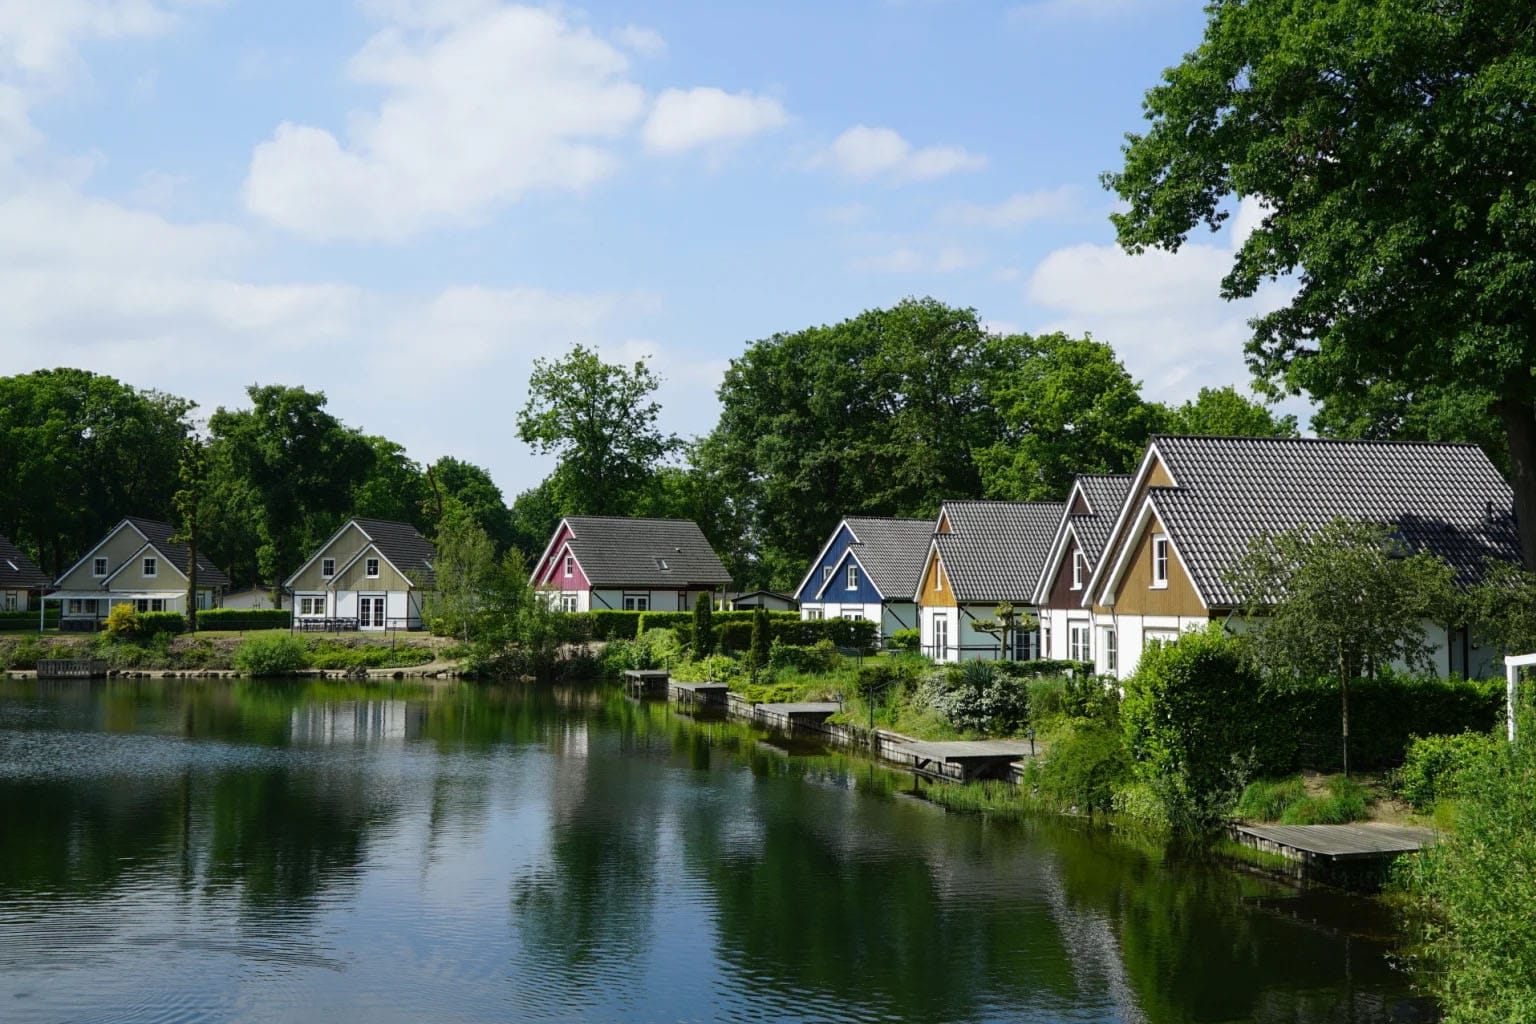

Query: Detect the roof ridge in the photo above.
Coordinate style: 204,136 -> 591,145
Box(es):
1153,433 -> 1485,449
566,514 -> 703,524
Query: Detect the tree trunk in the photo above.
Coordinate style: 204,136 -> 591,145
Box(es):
1339,648 -> 1351,778
1496,395 -> 1536,571
185,522 -> 199,633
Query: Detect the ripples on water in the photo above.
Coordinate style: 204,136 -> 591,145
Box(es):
0,681 -> 1433,1024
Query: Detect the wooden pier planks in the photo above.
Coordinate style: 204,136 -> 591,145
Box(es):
1232,823 -> 1437,862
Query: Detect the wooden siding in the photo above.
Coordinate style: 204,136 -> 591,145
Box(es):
1108,515 -> 1205,616
918,552 -> 956,607
109,549 -> 188,590
1045,534 -> 1088,609
796,523 -> 857,601
1069,492 -> 1090,515
332,545 -> 414,592
290,523 -> 370,592
55,525 -> 147,590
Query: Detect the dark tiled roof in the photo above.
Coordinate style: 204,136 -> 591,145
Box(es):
0,533 -> 50,590
937,501 -> 1066,603
564,516 -> 731,588
842,516 -> 937,600
355,518 -> 438,588
125,517 -> 232,587
1146,436 -> 1521,606
1068,474 -> 1134,565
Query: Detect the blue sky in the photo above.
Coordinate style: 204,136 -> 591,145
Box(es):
0,0 -> 1288,499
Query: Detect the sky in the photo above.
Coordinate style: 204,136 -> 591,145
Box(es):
0,0 -> 1293,501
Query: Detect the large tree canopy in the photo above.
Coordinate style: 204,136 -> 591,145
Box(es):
1106,0 -> 1536,567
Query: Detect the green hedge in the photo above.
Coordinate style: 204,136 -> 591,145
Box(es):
557,610 -> 645,641
1285,673 -> 1503,772
994,658 -> 1095,679
0,609 -> 58,632
137,611 -> 186,635
716,617 -> 877,652
636,609 -> 796,636
196,608 -> 293,630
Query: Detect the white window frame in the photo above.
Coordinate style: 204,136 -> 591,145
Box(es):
934,616 -> 950,659
805,608 -> 824,621
92,557 -> 108,577
1151,534 -> 1169,589
299,596 -> 325,617
822,566 -> 833,583
365,557 -> 380,579
321,558 -> 335,578
1012,627 -> 1036,662
846,565 -> 859,590
558,594 -> 578,613
2,592 -> 15,612
1041,621 -> 1051,660
564,555 -> 574,578
142,556 -> 157,578
1069,623 -> 1092,663
1103,627 -> 1118,674
935,563 -> 944,591
623,594 -> 650,612
1072,551 -> 1086,590
1145,628 -> 1180,648
841,611 -> 863,621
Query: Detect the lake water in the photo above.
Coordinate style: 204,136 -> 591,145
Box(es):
0,680 -> 1434,1024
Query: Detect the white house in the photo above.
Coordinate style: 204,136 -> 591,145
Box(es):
530,516 -> 731,612
45,517 -> 230,628
286,518 -> 436,630
794,516 -> 932,641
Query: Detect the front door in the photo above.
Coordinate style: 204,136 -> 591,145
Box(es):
360,596 -> 386,630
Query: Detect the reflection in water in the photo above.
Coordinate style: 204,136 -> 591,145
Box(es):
0,680 -> 1433,1024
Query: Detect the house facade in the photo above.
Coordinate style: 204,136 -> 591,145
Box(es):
0,533 -> 50,613
286,518 -> 437,630
46,517 -> 230,626
1032,474 -> 1133,669
794,516 -> 932,641
729,590 -> 800,613
1082,436 -> 1523,680
914,501 -> 1064,663
530,516 -> 731,611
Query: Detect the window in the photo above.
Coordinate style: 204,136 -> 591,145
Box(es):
366,558 -> 380,578
805,608 -> 824,621
933,617 -> 950,659
299,596 -> 324,616
623,595 -> 650,611
1151,534 -> 1169,588
133,599 -> 166,612
1069,623 -> 1092,663
656,557 -> 670,571
1103,627 -> 1118,673
1012,627 -> 1037,662
1072,551 -> 1086,590
935,564 -> 943,591
1145,628 -> 1179,648
321,558 -> 335,577
846,565 -> 859,590
559,594 -> 578,612
822,566 -> 833,583
564,555 -> 574,578
1041,621 -> 1052,660
92,557 -> 108,577
142,557 -> 157,578
842,611 -> 863,621
1,592 -> 15,611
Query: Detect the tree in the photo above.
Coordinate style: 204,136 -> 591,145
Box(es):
1310,379 -> 1509,476
1106,2 -> 1536,568
1464,560 -> 1536,659
427,511 -> 497,642
516,345 -> 679,517
508,478 -> 565,563
749,606 -> 771,674
970,602 -> 1038,661
0,368 -> 191,573
209,385 -> 374,603
692,592 -> 715,657
1226,518 -> 1459,774
425,456 -> 516,554
1164,386 -> 1297,439
353,437 -> 430,531
975,334 -> 1164,500
172,438 -> 211,631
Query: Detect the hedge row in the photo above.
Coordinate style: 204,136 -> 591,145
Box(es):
196,608 -> 293,630
1284,674 -> 1503,772
714,617 -> 878,652
136,611 -> 187,635
0,609 -> 59,632
636,609 -> 797,636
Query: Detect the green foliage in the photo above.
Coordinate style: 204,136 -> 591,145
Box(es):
104,604 -> 141,638
1464,559 -> 1536,657
749,606 -> 771,671
425,511 -> 496,642
516,345 -> 680,516
304,641 -> 435,670
889,628 -> 920,652
770,640 -> 841,676
1277,776 -> 1372,825
916,661 -> 1032,735
232,633 -> 309,675
1406,718 -> 1536,1022
1122,625 -> 1269,831
0,636 -> 78,669
351,436 -> 429,533
1311,379 -> 1510,478
1162,385 -> 1298,439
1287,673 -> 1503,772
851,661 -> 911,701
1397,732 -> 1502,812
1233,777 -> 1307,822
0,609 -> 59,632
1106,0 -> 1536,568
692,592 -> 715,656
425,456 -> 516,555
136,611 -> 186,635
1036,718 -> 1131,816
195,609 -> 292,630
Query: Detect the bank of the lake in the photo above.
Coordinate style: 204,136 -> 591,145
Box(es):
0,677 -> 1435,1024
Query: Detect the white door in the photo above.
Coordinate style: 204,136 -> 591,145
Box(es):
934,616 -> 949,660
360,596 -> 386,630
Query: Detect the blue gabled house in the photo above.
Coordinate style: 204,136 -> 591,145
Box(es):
794,516 -> 934,642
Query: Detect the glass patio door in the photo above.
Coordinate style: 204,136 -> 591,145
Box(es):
360,597 -> 386,630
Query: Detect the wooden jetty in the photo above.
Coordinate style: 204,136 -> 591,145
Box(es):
621,669 -> 670,697
748,701 -> 841,731
890,740 -> 1035,782
668,681 -> 730,708
35,658 -> 109,679
1230,823 -> 1437,887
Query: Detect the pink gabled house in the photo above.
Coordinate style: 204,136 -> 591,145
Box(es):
530,516 -> 732,612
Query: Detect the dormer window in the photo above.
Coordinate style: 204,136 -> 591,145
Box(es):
142,557 -> 157,578
366,558 -> 380,578
564,555 -> 574,578
1072,551 -> 1086,590
656,557 -> 669,571
321,558 -> 335,578
846,565 -> 858,590
93,557 -> 108,577
1151,534 -> 1169,589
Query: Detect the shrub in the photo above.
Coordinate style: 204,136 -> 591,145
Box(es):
1278,775 -> 1372,825
197,608 -> 292,630
1112,780 -> 1171,827
1234,776 -> 1307,822
636,627 -> 683,666
1036,718 -> 1131,816
104,604 -> 141,637
994,658 -> 1095,679
693,593 -> 715,656
1122,624 -> 1270,831
0,609 -> 59,632
853,662 -> 905,700
917,661 -> 1031,735
1288,671 -> 1502,771
232,633 -> 309,675
1397,731 -> 1502,811
305,641 -> 435,670
1062,672 -> 1120,723
769,639 -> 841,675
137,611 -> 186,635
889,628 -> 921,653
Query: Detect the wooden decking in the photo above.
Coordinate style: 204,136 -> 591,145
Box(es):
890,740 -> 1036,782
746,702 -> 841,730
1233,823 -> 1437,863
668,681 -> 730,707
35,658 -> 109,679
621,669 -> 670,697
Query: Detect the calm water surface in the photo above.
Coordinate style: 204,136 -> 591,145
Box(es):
0,680 -> 1433,1024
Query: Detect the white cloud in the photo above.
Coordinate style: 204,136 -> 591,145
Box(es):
818,202 -> 871,225
642,87 -> 786,153
243,4 -> 648,240
1024,198 -> 1294,401
940,185 -> 1084,229
855,244 -> 981,274
822,124 -> 986,182
615,24 -> 666,57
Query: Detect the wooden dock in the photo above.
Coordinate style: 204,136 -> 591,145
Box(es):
889,740 -> 1035,782
621,669 -> 670,697
747,701 -> 841,730
35,658 -> 108,679
668,681 -> 730,708
1232,823 -> 1437,862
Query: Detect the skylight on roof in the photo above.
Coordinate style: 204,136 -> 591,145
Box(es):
5,559 -> 16,572
656,557 -> 670,571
